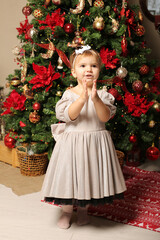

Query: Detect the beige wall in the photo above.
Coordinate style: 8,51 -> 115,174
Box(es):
0,0 -> 27,95
0,0 -> 160,96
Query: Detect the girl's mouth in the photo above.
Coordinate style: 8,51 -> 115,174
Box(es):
85,74 -> 93,78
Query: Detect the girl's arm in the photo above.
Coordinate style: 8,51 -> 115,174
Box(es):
91,80 -> 111,122
93,97 -> 111,122
68,97 -> 86,121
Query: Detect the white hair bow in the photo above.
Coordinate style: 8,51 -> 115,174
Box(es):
75,45 -> 91,55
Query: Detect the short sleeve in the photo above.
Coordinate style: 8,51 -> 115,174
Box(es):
55,90 -> 74,122
98,90 -> 116,118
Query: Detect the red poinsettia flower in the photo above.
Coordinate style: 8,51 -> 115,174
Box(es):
123,92 -> 154,117
1,90 -> 26,116
16,19 -> 33,41
100,47 -> 119,70
38,8 -> 65,32
29,62 -> 61,92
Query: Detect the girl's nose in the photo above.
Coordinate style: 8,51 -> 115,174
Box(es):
86,65 -> 92,71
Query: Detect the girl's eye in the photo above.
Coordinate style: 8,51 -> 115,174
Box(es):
92,65 -> 97,68
80,64 -> 85,67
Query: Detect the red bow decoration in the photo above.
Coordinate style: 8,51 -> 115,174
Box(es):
36,43 -> 71,69
120,8 -> 136,37
150,66 -> 160,95
125,9 -> 136,37
113,76 -> 128,93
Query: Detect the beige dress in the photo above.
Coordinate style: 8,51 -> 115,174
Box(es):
41,89 -> 126,207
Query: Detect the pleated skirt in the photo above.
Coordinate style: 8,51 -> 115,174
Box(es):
41,130 -> 126,207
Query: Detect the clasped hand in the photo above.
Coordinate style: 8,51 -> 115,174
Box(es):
80,78 -> 99,104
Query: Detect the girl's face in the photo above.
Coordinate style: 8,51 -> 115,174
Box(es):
71,54 -> 100,87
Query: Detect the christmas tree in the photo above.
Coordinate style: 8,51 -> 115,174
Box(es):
1,0 -> 160,163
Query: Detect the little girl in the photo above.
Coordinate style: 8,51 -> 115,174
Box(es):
41,45 -> 126,229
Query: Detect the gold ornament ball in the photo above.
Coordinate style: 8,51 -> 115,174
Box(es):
29,111 -> 40,123
56,91 -> 62,97
144,83 -> 149,90
93,0 -> 105,8
149,120 -> 155,128
144,83 -> 150,94
116,66 -> 128,78
93,17 -> 105,31
33,9 -> 44,18
152,102 -> 160,112
10,77 -> 21,86
11,80 -> 21,86
23,84 -> 34,99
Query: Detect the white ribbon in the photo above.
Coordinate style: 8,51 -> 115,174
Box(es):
75,45 -> 91,55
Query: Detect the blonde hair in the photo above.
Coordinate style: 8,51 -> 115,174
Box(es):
70,49 -> 102,69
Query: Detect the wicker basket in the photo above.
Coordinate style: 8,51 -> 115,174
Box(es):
16,146 -> 48,176
116,150 -> 125,167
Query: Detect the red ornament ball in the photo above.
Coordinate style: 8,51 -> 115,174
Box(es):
135,24 -> 145,36
108,88 -> 119,98
22,6 -> 32,16
139,65 -> 150,75
33,102 -> 41,111
146,145 -> 160,161
129,134 -> 137,143
64,23 -> 75,33
4,133 -> 16,148
132,80 -> 143,92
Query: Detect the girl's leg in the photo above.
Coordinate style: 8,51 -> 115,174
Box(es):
77,204 -> 90,226
57,205 -> 73,229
